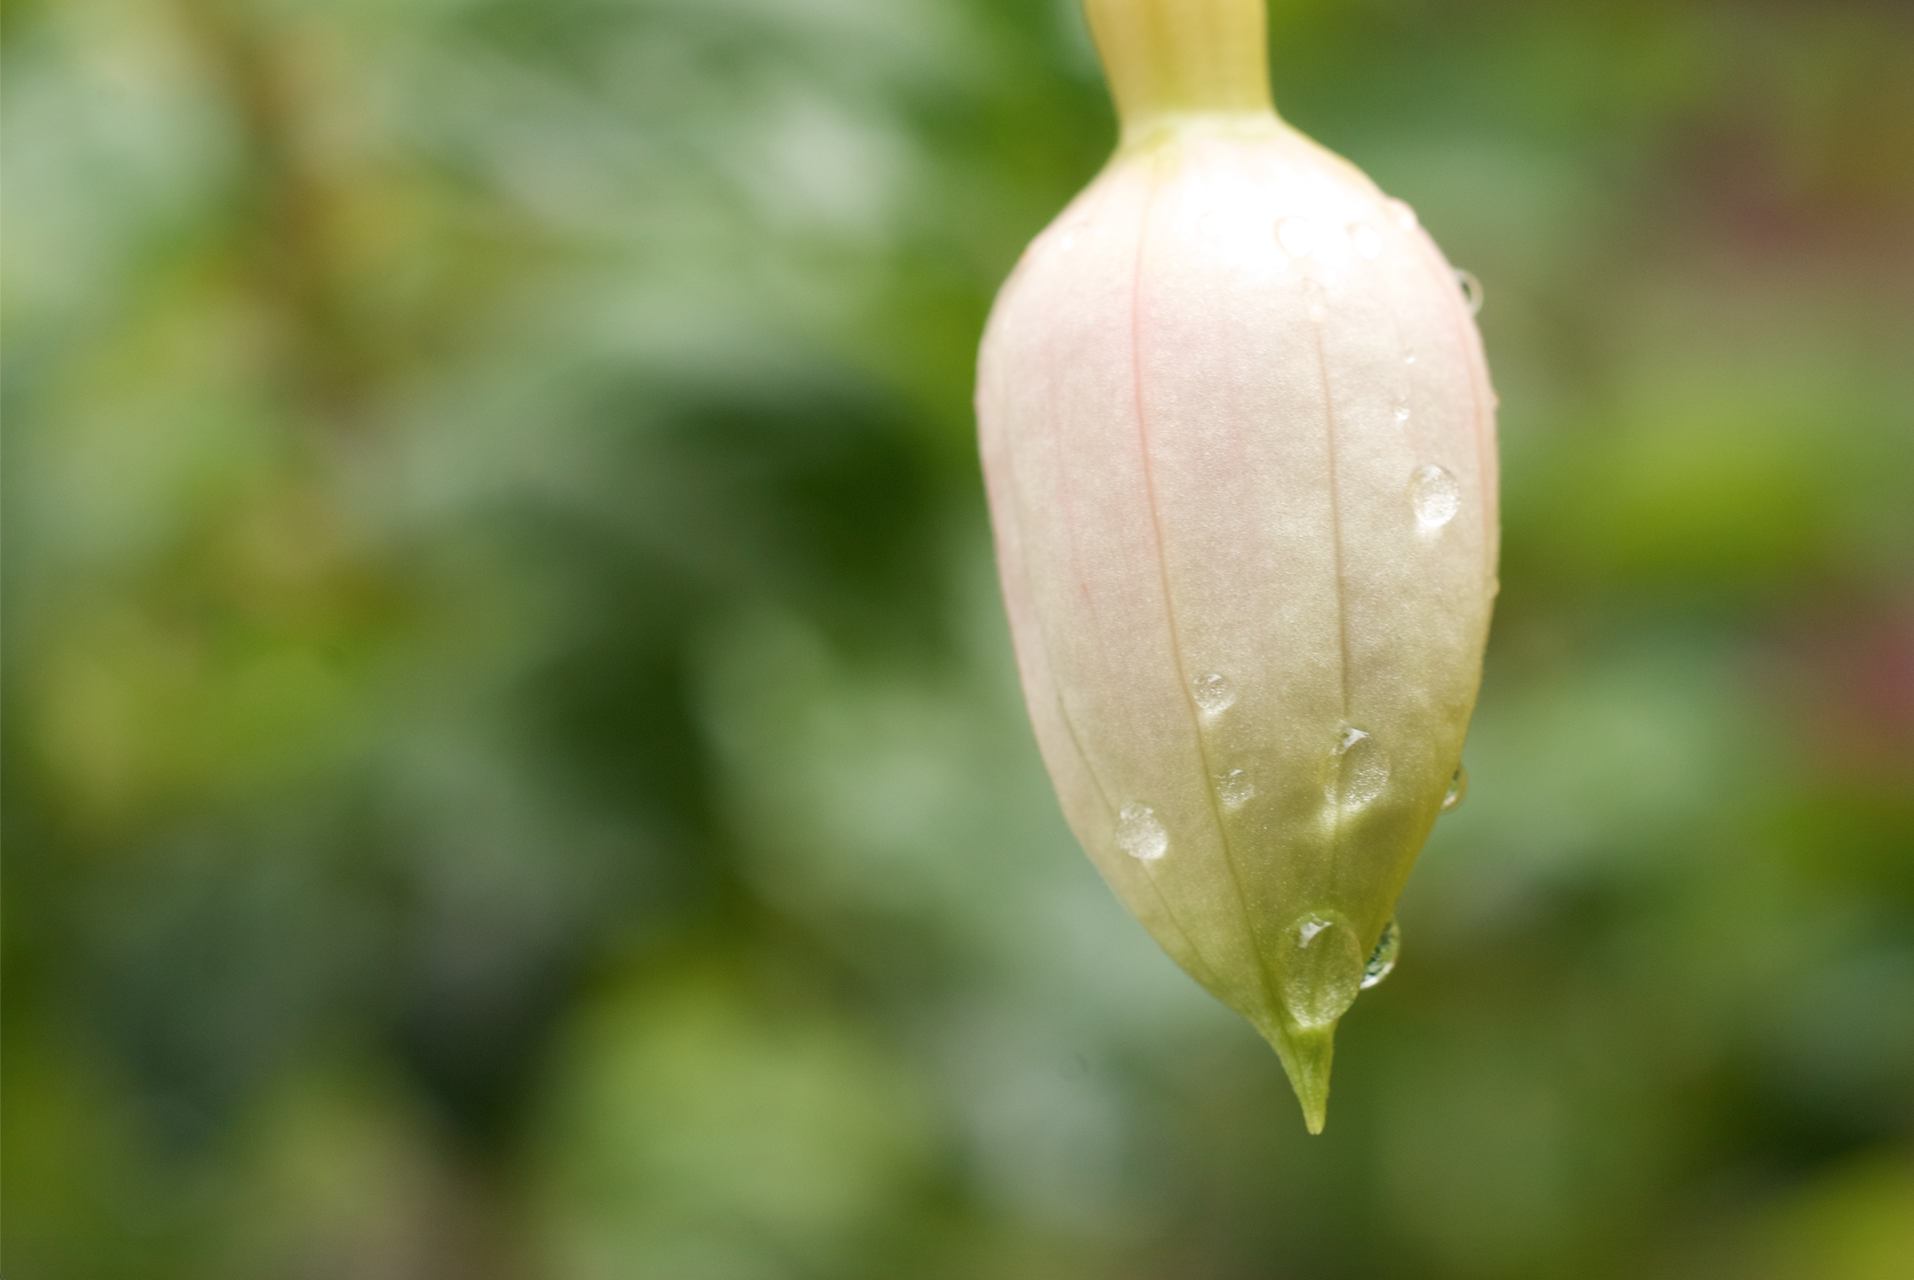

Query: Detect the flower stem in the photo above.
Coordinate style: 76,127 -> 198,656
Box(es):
1083,0 -> 1276,145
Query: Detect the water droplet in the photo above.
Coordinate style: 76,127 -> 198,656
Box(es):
1387,198 -> 1418,230
1116,803 -> 1168,861
1216,769 -> 1254,808
1441,765 -> 1468,813
1404,352 -> 1417,365
1348,221 -> 1382,260
1191,673 -> 1236,715
1197,210 -> 1225,238
1411,464 -> 1460,529
1455,268 -> 1483,316
1058,221 -> 1088,251
1360,918 -> 1401,990
1393,400 -> 1411,424
1302,278 -> 1327,322
1327,727 -> 1390,807
1286,913 -> 1364,1028
1276,215 -> 1315,258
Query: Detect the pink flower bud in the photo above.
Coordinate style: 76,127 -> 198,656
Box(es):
976,0 -> 1498,1132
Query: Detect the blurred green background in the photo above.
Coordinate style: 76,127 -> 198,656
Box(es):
5,0 -> 1912,1276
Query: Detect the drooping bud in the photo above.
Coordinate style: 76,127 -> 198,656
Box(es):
976,0 -> 1498,1132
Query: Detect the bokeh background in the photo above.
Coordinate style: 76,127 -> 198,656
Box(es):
6,0 -> 1913,1276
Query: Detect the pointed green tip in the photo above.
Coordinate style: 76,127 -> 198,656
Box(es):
1258,1020 -> 1336,1135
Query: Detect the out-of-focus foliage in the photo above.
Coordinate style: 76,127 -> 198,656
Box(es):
3,0 -> 1911,1276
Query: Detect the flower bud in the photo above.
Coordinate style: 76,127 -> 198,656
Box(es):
976,0 -> 1498,1131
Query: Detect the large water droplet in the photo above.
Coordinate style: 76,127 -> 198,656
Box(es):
1387,198 -> 1418,230
1116,803 -> 1168,861
1327,727 -> 1389,807
1348,222 -> 1382,260
1411,465 -> 1460,529
1285,913 -> 1364,1028
1216,769 -> 1254,808
1441,765 -> 1468,814
1192,673 -> 1236,715
1455,268 -> 1484,316
1276,215 -> 1315,258
1360,919 -> 1401,990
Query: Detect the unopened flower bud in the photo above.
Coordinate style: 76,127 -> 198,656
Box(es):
976,0 -> 1498,1132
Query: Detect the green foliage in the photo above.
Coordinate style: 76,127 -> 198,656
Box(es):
4,1 -> 1911,1276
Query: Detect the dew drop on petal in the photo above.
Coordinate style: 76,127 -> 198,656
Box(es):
1327,727 -> 1390,807
1360,919 -> 1401,990
1116,803 -> 1168,861
1350,760 -> 1389,807
1217,769 -> 1254,808
1441,765 -> 1468,814
1393,400 -> 1412,424
1348,221 -> 1382,260
1286,913 -> 1364,1028
1387,198 -> 1418,230
1276,215 -> 1315,257
1192,673 -> 1236,715
1455,268 -> 1484,315
1411,464 -> 1460,529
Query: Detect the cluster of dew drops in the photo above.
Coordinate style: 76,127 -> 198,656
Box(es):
1114,669 -> 1470,993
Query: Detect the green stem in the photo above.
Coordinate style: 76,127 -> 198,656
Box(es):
1083,0 -> 1276,144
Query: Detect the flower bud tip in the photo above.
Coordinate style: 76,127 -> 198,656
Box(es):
1262,1020 -> 1335,1135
